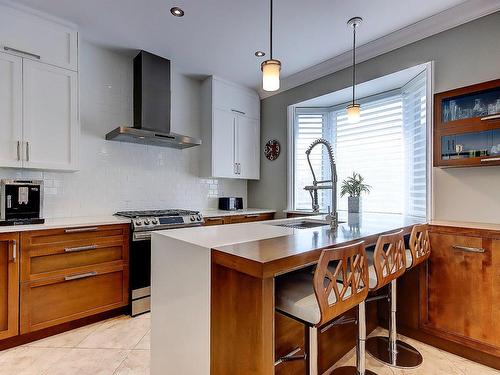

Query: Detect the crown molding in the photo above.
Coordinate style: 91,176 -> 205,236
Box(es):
259,0 -> 500,99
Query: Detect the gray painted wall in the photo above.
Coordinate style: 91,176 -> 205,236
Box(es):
248,12 -> 500,223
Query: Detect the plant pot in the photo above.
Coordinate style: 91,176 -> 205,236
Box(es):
348,196 -> 361,213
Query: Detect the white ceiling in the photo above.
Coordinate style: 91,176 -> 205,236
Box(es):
8,0 -> 482,91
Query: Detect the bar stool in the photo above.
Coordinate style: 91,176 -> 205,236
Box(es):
364,228 -> 426,368
405,224 -> 431,269
275,241 -> 376,375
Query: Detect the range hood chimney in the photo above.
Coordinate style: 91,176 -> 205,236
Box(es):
106,51 -> 201,149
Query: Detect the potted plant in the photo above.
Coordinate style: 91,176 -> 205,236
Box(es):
340,172 -> 371,213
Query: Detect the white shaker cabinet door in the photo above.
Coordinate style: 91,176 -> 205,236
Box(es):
0,52 -> 22,168
212,108 -> 236,178
22,60 -> 78,171
236,116 -> 260,180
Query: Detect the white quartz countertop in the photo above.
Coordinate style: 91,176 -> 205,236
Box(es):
0,216 -> 130,233
200,208 -> 276,218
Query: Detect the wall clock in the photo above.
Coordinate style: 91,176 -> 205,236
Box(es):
264,139 -> 281,161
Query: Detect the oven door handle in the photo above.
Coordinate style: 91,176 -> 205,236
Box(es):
133,232 -> 152,241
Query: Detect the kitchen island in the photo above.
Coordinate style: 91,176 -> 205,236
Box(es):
150,212 -> 425,375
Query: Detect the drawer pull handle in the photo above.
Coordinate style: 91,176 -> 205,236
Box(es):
64,271 -> 98,281
206,218 -> 221,221
231,109 -> 246,115
480,114 -> 500,121
452,245 -> 485,253
65,227 -> 99,233
245,214 -> 260,218
64,244 -> 98,253
4,46 -> 41,60
480,157 -> 500,163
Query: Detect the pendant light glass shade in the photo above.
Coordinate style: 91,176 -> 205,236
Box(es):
261,59 -> 281,92
346,103 -> 361,124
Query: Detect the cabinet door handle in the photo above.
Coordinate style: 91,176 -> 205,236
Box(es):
231,109 -> 246,115
25,141 -> 30,162
481,157 -> 500,163
65,244 -> 98,253
4,46 -> 41,60
17,141 -> 21,161
64,227 -> 99,233
452,245 -> 485,253
481,114 -> 500,121
64,271 -> 98,281
10,240 -> 17,262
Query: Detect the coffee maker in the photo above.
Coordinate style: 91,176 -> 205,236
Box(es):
0,180 -> 44,225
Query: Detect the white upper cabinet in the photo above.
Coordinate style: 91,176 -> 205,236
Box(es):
22,60 -> 78,170
201,76 -> 261,180
0,4 -> 78,71
0,52 -> 22,168
0,4 -> 79,171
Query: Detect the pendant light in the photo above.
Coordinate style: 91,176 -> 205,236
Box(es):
346,17 -> 362,124
261,0 -> 281,91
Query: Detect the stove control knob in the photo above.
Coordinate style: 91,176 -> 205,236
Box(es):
144,219 -> 150,225
135,220 -> 143,226
196,215 -> 202,221
152,219 -> 158,225
190,216 -> 196,221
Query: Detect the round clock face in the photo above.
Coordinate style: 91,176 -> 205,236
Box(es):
264,139 -> 281,161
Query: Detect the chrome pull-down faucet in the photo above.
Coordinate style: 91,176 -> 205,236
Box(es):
304,138 -> 338,228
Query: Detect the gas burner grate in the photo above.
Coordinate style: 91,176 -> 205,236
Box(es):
115,209 -> 199,218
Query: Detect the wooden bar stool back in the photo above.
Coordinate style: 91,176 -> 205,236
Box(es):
406,224 -> 431,269
275,241 -> 376,375
365,228 -> 423,369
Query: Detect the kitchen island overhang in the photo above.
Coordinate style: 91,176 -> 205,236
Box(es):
150,212 -> 425,375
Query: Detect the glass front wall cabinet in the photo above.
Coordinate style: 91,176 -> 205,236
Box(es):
434,79 -> 500,167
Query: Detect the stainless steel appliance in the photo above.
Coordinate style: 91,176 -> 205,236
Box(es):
115,209 -> 204,316
218,197 -> 243,211
106,51 -> 202,149
0,179 -> 44,226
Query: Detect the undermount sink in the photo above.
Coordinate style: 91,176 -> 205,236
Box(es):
272,220 -> 344,229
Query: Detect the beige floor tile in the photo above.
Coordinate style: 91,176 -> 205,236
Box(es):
41,348 -> 128,375
451,356 -> 500,375
26,321 -> 104,348
0,346 -> 71,375
114,349 -> 150,375
77,315 -> 150,349
134,330 -> 150,350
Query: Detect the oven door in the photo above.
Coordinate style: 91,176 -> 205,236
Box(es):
130,234 -> 151,316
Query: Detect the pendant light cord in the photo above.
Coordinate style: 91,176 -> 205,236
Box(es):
352,23 -> 356,106
270,0 -> 273,60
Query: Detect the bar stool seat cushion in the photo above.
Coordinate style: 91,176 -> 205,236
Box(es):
276,271 -> 348,325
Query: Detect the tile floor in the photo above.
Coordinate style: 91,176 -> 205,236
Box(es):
0,315 -> 497,374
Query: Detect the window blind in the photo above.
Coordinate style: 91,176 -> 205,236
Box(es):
334,95 -> 404,214
402,71 -> 427,217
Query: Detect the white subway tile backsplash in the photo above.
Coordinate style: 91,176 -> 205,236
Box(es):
0,41 -> 246,219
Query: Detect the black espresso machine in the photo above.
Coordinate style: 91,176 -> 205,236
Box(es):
0,179 -> 44,226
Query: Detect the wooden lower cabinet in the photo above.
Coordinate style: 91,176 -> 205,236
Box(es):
421,229 -> 500,356
20,263 -> 128,334
203,212 -> 275,226
0,233 -> 19,340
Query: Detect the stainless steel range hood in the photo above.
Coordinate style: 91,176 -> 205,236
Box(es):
105,51 -> 201,149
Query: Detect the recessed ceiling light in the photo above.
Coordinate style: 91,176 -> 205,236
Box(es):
170,7 -> 185,17
255,51 -> 266,57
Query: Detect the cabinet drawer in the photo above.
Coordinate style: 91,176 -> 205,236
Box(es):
0,4 -> 78,71
212,78 -> 260,120
229,213 -> 274,224
20,263 -> 128,333
21,238 -> 128,282
203,217 -> 228,226
21,224 -> 129,248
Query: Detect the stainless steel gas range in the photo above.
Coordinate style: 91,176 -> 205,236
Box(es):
115,209 -> 204,316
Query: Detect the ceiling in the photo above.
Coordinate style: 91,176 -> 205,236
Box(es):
10,0 -> 476,91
